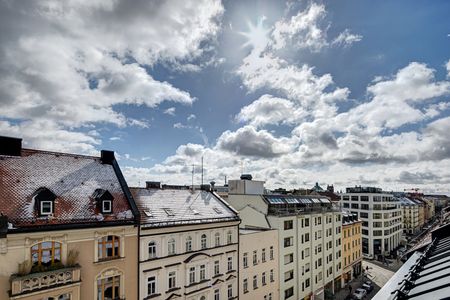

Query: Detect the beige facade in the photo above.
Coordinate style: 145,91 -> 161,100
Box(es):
239,228 -> 279,300
341,214 -> 362,286
0,225 -> 138,300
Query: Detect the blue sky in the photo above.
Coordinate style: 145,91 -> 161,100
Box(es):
1,0 -> 450,193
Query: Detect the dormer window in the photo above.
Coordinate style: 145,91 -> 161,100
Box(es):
93,189 -> 114,214
33,187 -> 57,217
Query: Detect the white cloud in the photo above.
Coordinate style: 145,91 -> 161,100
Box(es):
332,29 -> 363,47
109,137 -> 121,141
164,107 -> 176,116
271,3 -> 328,52
0,0 -> 223,153
187,114 -> 197,121
446,59 -> 450,77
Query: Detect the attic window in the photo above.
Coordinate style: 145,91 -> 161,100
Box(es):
144,210 -> 153,217
92,189 -> 114,214
33,187 -> 57,217
163,208 -> 175,217
213,207 -> 223,215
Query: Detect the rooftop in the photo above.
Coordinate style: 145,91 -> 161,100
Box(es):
0,147 -> 137,231
373,223 -> 450,300
131,187 -> 239,228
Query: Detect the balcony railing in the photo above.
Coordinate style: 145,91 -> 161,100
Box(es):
10,265 -> 81,297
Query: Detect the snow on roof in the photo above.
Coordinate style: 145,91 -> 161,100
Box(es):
131,187 -> 238,227
0,149 -> 135,229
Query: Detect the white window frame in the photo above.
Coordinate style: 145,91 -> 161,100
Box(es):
200,264 -> 206,281
201,234 -> 207,249
40,200 -> 53,215
214,260 -> 220,275
102,200 -> 112,213
227,257 -> 233,271
148,241 -> 157,259
189,267 -> 196,284
215,232 -> 221,247
168,271 -> 176,289
186,236 -> 192,252
168,238 -> 176,255
147,276 -> 156,296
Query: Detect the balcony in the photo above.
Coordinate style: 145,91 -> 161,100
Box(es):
10,265 -> 81,297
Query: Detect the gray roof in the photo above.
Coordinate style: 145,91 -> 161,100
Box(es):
131,187 -> 239,228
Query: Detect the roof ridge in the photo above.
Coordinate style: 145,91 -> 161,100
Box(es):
20,148 -> 99,160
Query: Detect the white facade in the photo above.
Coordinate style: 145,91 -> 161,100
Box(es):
340,190 -> 402,259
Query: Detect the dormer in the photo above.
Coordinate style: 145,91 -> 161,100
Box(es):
93,189 -> 114,214
33,187 -> 57,216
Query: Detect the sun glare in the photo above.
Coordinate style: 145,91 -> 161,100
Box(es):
239,16 -> 270,50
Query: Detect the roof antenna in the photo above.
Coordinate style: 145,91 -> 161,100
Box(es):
201,156 -> 204,186
191,164 -> 195,191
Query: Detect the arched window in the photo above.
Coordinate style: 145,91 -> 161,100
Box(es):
97,268 -> 122,300
201,234 -> 207,249
168,238 -> 176,255
215,232 -> 221,247
227,231 -> 233,244
186,236 -> 192,252
31,241 -> 61,266
98,236 -> 120,260
148,241 -> 157,259
200,296 -> 206,300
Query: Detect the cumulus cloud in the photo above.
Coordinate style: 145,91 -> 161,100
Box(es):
164,107 -> 176,116
216,125 -> 295,158
0,0 -> 223,152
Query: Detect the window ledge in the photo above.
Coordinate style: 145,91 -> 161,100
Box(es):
144,293 -> 161,299
166,287 -> 181,294
95,256 -> 125,264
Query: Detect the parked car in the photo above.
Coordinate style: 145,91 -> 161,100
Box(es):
362,283 -> 373,293
352,288 -> 367,299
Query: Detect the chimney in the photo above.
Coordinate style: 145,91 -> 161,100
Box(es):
0,136 -> 22,156
100,150 -> 115,165
210,181 -> 216,191
146,181 -> 161,189
0,215 -> 8,238
240,174 -> 252,180
200,184 -> 211,191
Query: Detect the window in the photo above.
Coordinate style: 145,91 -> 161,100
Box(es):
262,272 -> 266,285
284,287 -> 294,299
305,248 -> 310,258
262,248 -> 266,262
168,271 -> 176,289
163,208 -> 175,216
305,263 -> 310,273
269,293 -> 272,300
228,284 -> 233,299
147,276 -> 156,296
270,246 -> 274,260
284,253 -> 293,265
243,252 -> 248,268
284,237 -> 293,247
227,231 -> 233,244
168,238 -> 176,255
200,264 -> 206,281
214,260 -> 220,275
189,267 -> 196,284
40,201 -> 53,215
284,220 -> 293,230
227,257 -> 233,271
215,289 -> 220,300
253,250 -> 258,265
305,218 -> 309,227
31,241 -> 61,266
148,241 -> 156,258
305,233 -> 310,242
270,269 -> 274,282
102,200 -> 112,213
98,275 -> 121,300
215,232 -> 221,247
253,275 -> 258,289
305,278 -> 310,288
284,270 -> 294,282
98,236 -> 120,260
185,236 -> 192,252
243,279 -> 248,293
201,234 -> 207,249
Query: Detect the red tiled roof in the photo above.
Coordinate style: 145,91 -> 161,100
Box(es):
0,149 -> 134,230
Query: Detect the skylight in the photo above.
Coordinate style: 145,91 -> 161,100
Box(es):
163,208 -> 175,217
213,207 -> 223,214
144,210 -> 153,217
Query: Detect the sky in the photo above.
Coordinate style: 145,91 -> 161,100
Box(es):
1,0 -> 450,194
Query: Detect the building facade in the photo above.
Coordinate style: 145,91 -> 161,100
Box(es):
239,228 -> 279,300
340,187 -> 402,260
341,213 -> 362,286
0,137 -> 139,300
397,197 -> 421,235
131,183 -> 240,300
227,177 -> 343,300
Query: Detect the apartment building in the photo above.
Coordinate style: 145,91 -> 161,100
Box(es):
341,213 -> 362,286
340,186 -> 402,260
398,197 -> 421,235
0,136 -> 139,300
227,176 -> 343,300
131,183 -> 240,300
239,228 -> 279,300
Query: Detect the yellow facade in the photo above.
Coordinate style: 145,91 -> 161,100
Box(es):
342,218 -> 362,285
0,226 -> 138,300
